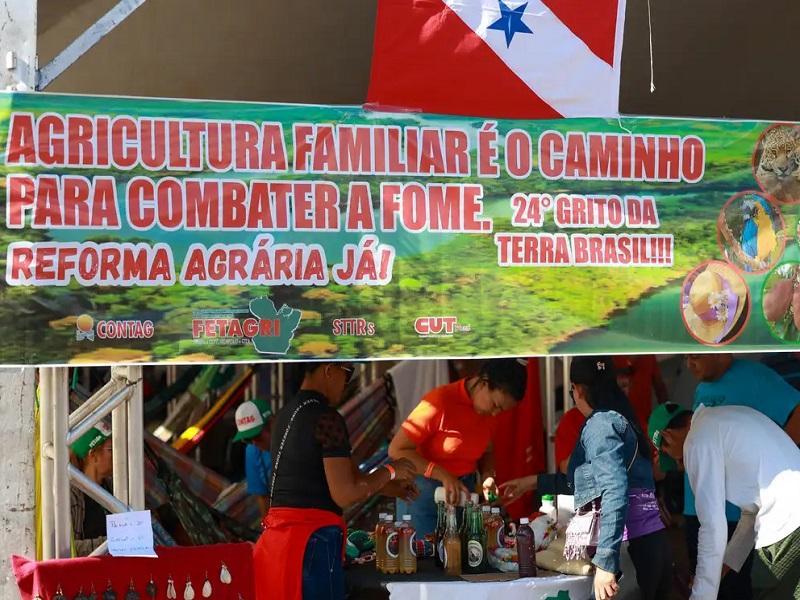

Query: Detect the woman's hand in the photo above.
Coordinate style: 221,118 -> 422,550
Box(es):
482,476 -> 498,502
498,475 -> 537,504
439,470 -> 469,505
593,567 -> 618,600
382,479 -> 420,502
387,458 -> 417,482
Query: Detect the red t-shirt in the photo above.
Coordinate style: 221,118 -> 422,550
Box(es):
554,407 -> 586,467
401,379 -> 497,477
613,355 -> 659,430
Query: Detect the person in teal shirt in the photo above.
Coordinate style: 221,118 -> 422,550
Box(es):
682,354 -> 800,599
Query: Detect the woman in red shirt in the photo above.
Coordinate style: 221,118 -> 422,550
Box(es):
388,359 -> 527,535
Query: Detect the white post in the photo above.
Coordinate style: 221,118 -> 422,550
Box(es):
127,366 -> 145,510
38,368 -> 54,560
563,356 -> 573,411
0,368 -> 36,598
0,0 -> 37,90
112,383 -> 129,505
52,367 -> 71,559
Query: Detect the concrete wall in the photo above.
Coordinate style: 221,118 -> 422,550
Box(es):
0,369 -> 36,599
37,0 -> 800,120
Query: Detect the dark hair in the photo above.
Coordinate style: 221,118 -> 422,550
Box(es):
570,356 -> 650,454
479,358 -> 528,401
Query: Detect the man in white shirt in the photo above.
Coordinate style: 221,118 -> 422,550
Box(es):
650,402 -> 800,599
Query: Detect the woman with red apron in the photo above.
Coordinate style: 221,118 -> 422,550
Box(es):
254,362 -> 417,600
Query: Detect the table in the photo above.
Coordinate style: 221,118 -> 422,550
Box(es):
346,561 -> 592,600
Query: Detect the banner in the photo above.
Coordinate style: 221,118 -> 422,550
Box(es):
1,91 -> 799,365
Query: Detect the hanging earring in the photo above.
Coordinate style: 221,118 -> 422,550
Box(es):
219,563 -> 231,585
125,579 -> 140,600
166,576 -> 177,600
74,587 -> 89,600
103,581 -> 117,600
201,572 -> 212,598
145,576 -> 157,599
32,593 -> 43,600
183,577 -> 195,600
54,585 -> 67,600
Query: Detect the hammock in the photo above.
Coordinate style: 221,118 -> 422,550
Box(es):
144,365 -> 203,420
171,368 -> 254,454
340,377 -> 395,463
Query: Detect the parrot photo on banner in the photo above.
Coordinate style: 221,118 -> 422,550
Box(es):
740,197 -> 777,271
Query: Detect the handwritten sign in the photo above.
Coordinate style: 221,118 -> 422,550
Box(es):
106,510 -> 157,558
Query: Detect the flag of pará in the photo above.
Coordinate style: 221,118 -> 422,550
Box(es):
366,0 -> 627,119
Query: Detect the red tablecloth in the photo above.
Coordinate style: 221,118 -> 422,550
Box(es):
12,543 -> 254,600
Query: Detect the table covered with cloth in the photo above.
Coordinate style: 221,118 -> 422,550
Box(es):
12,543 -> 254,600
346,562 -> 592,600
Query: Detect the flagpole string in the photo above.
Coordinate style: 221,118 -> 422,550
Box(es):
647,0 -> 655,92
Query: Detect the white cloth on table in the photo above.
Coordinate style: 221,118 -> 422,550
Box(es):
388,574 -> 592,599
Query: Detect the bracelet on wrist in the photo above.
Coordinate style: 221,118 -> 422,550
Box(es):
384,464 -> 397,481
424,461 -> 437,479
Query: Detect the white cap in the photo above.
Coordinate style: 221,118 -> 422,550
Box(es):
520,517 -> 530,524
482,505 -> 490,512
379,513 -> 387,519
403,515 -> 412,521
385,515 -> 394,522
491,507 -> 501,514
434,487 -> 447,504
471,493 -> 479,504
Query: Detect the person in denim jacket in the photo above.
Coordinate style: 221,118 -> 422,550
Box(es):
501,356 -> 671,600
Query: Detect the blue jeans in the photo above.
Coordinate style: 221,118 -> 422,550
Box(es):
396,473 -> 477,536
302,525 -> 344,600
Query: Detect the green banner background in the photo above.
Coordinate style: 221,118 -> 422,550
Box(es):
1,91 -> 798,365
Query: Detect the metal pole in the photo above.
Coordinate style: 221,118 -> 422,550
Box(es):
112,385 -> 129,505
38,368 -> 54,560
545,357 -> 556,472
563,356 -> 573,411
52,367 -> 71,559
69,465 -> 130,514
66,384 -> 133,446
127,366 -> 145,510
68,378 -> 123,429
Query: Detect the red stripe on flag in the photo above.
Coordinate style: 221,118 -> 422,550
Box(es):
540,0 -> 621,67
366,0 -> 561,118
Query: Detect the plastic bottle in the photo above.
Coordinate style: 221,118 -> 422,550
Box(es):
480,505 -> 491,547
464,502 -> 487,573
375,512 -> 387,572
487,507 -> 503,551
540,495 -> 557,522
384,516 -> 399,574
443,505 -> 462,576
516,517 -> 538,578
399,515 -> 417,574
434,501 -> 446,569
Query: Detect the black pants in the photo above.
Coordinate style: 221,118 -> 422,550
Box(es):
686,516 -> 754,600
627,529 -> 673,600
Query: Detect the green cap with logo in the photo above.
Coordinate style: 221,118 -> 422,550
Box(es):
233,398 -> 273,442
648,403 -> 692,472
71,421 -> 112,460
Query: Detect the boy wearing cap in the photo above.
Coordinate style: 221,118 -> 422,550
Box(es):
650,403 -> 800,599
69,422 -> 113,556
234,399 -> 274,516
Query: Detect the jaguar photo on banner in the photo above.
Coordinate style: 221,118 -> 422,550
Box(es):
2,91 -> 800,365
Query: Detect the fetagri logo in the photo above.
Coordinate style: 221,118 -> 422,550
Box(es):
414,316 -> 471,338
192,297 -> 302,355
76,314 -> 154,341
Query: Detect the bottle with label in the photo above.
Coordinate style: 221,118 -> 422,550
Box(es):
434,501 -> 446,569
487,507 -> 503,552
384,516 -> 399,575
516,517 -> 538,578
398,515 -> 417,574
464,502 -> 487,573
375,512 -> 387,572
460,496 -> 474,568
480,505 -> 490,546
443,505 -> 462,576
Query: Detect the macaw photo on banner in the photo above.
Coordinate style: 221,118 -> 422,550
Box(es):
1,91 -> 799,365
